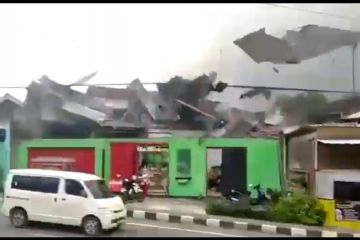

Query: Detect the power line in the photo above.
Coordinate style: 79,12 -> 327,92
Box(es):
0,82 -> 355,94
227,84 -> 356,94
264,4 -> 360,23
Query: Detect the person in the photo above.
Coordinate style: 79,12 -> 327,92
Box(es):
208,166 -> 221,191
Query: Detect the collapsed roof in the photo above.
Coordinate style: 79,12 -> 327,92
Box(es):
7,72 -> 283,138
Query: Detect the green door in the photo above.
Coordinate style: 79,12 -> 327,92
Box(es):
168,138 -> 206,197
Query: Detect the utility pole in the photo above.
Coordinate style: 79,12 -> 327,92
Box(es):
353,43 -> 357,94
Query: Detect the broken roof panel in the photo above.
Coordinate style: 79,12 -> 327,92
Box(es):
0,94 -> 23,107
234,25 -> 360,64
37,75 -> 107,112
87,86 -> 138,100
61,102 -> 107,123
127,79 -> 179,122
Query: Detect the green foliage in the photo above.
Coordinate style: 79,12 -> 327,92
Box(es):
269,194 -> 326,226
206,194 -> 326,226
276,93 -> 328,123
266,188 -> 282,204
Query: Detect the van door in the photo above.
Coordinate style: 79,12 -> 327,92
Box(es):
57,179 -> 89,226
28,176 -> 60,223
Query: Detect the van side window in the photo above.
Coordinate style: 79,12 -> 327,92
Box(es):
11,175 -> 41,191
65,179 -> 87,197
39,177 -> 59,194
11,175 -> 60,194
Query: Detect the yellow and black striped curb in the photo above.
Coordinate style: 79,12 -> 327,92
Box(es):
126,209 -> 359,237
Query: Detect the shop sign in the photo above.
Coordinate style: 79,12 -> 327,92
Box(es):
137,146 -> 168,152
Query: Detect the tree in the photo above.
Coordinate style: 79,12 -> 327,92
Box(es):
276,92 -> 328,124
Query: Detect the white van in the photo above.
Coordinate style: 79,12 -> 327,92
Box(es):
2,169 -> 126,236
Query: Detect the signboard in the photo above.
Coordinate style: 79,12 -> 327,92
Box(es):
335,201 -> 360,221
334,181 -> 360,221
137,146 -> 168,152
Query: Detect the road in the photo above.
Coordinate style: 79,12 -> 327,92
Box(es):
0,215 -> 288,237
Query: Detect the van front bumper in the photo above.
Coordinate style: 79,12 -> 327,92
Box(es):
99,209 -> 126,230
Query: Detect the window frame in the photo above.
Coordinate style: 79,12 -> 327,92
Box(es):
64,179 -> 88,198
39,177 -> 60,194
176,149 -> 192,177
11,175 -> 60,194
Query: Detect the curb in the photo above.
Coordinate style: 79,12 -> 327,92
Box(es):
126,209 -> 359,237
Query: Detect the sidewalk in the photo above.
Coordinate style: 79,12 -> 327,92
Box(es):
127,197 -> 360,237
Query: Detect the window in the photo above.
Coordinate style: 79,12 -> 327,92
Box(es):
65,179 -> 87,197
11,175 -> 60,194
39,177 -> 59,194
334,181 -> 360,201
177,149 -> 191,176
11,175 -> 41,192
84,180 -> 113,199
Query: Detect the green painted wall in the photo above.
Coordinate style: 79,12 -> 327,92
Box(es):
16,137 -> 282,198
168,138 -> 207,197
201,138 -> 282,196
17,139 -> 107,180
167,138 -> 281,198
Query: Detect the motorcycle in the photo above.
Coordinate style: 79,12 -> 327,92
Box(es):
248,184 -> 272,212
223,189 -> 251,202
109,173 -> 149,203
249,184 -> 268,205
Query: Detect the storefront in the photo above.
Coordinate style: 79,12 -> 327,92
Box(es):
316,170 -> 360,230
17,137 -> 283,198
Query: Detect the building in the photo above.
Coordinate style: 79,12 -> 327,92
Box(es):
283,123 -> 360,195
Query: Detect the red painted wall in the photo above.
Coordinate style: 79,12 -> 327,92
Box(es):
111,143 -> 138,179
28,148 -> 95,174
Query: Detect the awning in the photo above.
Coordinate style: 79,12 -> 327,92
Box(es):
318,139 -> 360,145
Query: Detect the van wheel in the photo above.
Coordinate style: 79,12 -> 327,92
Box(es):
10,208 -> 28,228
83,216 -> 102,236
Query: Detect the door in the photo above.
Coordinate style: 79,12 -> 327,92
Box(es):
57,178 -> 89,226
111,143 -> 138,179
219,147 -> 247,195
28,176 -> 60,223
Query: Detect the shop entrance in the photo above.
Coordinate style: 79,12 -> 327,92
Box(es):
137,143 -> 169,196
206,147 -> 247,197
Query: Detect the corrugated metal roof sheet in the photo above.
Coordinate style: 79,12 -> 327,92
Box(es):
62,102 -> 106,123
318,139 -> 360,145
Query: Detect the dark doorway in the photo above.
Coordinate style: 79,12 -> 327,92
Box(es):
206,147 -> 247,197
219,147 -> 247,195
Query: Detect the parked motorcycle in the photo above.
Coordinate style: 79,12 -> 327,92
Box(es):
122,175 -> 144,202
110,174 -> 149,203
223,189 -> 250,202
249,184 -> 268,205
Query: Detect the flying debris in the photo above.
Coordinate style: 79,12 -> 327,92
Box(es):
72,72 -> 97,85
234,25 -> 360,64
273,67 -> 279,74
239,88 -> 272,100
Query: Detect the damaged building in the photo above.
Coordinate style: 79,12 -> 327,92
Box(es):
0,72 -> 285,198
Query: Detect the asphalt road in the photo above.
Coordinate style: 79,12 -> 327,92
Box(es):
0,215 -> 288,237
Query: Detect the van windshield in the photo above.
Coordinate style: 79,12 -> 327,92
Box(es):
84,180 -> 114,199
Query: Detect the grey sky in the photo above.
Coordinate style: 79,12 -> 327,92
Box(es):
0,3 -> 359,112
